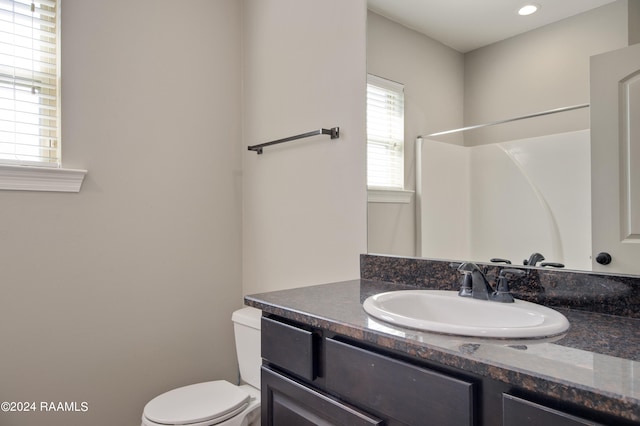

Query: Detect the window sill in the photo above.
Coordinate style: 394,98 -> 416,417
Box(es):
368,189 -> 414,204
0,164 -> 87,193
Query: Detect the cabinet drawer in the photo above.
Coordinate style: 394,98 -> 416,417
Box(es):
503,394 -> 605,426
262,367 -> 383,426
261,317 -> 316,381
325,338 -> 475,426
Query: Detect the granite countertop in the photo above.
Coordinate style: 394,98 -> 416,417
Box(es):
245,279 -> 640,423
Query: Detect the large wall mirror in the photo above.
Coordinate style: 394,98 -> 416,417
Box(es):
367,0 -> 640,274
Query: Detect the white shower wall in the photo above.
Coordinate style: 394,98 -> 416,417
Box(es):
419,139 -> 471,261
421,130 -> 592,269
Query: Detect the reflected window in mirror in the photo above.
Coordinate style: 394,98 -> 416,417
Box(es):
367,74 -> 405,190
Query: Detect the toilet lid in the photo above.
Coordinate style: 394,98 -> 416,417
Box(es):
143,381 -> 250,425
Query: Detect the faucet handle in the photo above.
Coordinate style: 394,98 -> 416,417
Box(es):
493,269 -> 524,303
457,272 -> 473,298
540,262 -> 565,268
451,263 -> 476,297
500,268 -> 526,278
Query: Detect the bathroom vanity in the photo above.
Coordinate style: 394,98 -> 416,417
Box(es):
246,255 -> 640,426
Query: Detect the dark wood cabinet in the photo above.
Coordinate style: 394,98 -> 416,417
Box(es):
261,316 -> 317,381
325,338 -> 475,426
503,394 -> 605,426
262,367 -> 382,426
261,315 -> 475,425
260,314 -> 635,426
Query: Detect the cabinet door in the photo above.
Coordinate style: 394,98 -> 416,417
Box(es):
261,317 -> 316,381
325,338 -> 475,426
262,367 -> 383,426
503,394 -> 605,426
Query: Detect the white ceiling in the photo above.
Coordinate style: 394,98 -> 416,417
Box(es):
367,0 -> 618,53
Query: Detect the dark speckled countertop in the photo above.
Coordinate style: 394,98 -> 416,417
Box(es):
246,274 -> 640,423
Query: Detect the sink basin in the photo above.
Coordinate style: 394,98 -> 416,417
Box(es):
363,290 -> 569,338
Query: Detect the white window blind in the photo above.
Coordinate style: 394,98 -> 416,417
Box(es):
367,74 -> 404,190
0,0 -> 59,167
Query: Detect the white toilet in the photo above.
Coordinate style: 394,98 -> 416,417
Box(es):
141,307 -> 262,426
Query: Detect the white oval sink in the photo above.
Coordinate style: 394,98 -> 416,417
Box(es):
363,290 -> 569,338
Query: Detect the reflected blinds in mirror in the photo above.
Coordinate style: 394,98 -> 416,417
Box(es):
367,74 -> 404,190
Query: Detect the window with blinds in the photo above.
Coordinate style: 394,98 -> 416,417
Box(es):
0,0 -> 59,167
367,74 -> 404,190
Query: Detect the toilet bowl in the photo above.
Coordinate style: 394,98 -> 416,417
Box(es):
141,307 -> 262,426
141,382 -> 260,426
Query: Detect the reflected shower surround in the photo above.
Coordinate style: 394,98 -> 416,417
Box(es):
417,130 -> 591,270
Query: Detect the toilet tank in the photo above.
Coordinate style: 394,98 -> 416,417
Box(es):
231,307 -> 262,389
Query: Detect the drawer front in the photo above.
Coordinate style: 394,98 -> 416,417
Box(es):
503,394 -> 605,426
262,367 -> 383,426
261,317 -> 316,381
325,338 -> 475,426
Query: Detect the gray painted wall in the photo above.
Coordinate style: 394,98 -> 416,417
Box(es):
0,1 -> 243,425
242,0 -> 368,295
464,0 -> 628,145
1,1 -> 368,424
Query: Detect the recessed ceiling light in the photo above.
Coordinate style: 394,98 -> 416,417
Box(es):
518,4 -> 540,16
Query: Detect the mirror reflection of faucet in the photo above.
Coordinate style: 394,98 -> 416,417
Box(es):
523,252 -> 545,266
491,253 -> 564,269
524,252 -> 566,269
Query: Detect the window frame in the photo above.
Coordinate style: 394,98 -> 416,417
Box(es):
0,0 -> 86,192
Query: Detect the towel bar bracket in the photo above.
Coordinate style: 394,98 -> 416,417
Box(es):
323,127 -> 340,139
